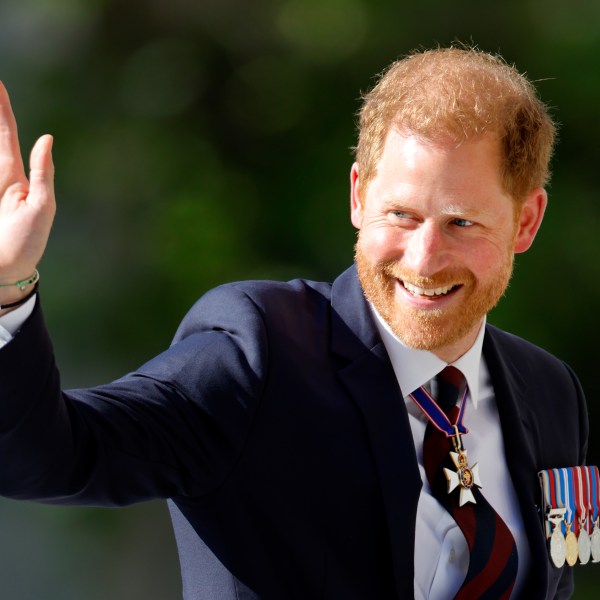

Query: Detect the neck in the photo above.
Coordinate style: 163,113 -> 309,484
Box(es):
431,325 -> 482,364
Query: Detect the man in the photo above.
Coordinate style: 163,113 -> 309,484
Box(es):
0,47 -> 588,599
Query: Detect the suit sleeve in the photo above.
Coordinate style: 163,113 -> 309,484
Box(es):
0,285 -> 268,506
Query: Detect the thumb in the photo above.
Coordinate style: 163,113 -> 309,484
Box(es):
29,134 -> 55,208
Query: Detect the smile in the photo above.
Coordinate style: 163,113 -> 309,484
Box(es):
401,281 -> 460,297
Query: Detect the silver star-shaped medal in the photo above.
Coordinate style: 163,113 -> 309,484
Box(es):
443,450 -> 482,506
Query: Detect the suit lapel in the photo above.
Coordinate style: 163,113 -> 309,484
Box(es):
328,268 -> 554,597
330,267 -> 421,599
483,326 -> 549,597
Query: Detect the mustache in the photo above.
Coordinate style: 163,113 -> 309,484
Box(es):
381,262 -> 475,288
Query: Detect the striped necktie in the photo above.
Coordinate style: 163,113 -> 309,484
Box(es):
422,366 -> 519,599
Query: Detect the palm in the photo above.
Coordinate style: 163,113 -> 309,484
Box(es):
0,82 -> 55,281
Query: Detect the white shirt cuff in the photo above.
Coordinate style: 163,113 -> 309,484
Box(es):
0,295 -> 37,346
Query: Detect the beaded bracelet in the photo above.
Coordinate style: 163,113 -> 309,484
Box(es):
0,269 -> 40,291
0,270 -> 40,310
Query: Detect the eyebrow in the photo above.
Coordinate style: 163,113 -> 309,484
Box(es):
440,204 -> 483,217
381,198 -> 489,219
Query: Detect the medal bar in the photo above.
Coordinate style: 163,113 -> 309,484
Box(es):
539,465 -> 600,567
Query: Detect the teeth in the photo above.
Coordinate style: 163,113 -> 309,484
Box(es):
403,281 -> 455,297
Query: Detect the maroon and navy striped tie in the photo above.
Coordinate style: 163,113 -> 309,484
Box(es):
423,366 -> 518,599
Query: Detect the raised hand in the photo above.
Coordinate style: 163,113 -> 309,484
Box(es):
0,81 -> 55,310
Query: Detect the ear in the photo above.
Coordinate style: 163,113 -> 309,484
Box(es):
513,188 -> 547,253
350,162 -> 364,229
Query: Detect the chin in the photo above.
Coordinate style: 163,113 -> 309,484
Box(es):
388,313 -> 465,352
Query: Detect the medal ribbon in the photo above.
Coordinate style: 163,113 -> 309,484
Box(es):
584,466 -> 593,533
409,385 -> 469,437
592,466 -> 600,527
540,470 -> 553,537
568,468 -> 580,536
560,468 -> 574,534
574,467 -> 586,535
552,469 -> 566,535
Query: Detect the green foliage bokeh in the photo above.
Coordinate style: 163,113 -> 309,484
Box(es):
0,0 -> 598,597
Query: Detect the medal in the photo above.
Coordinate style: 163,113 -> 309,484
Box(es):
539,468 -> 571,567
591,467 -> 600,563
578,522 -> 591,565
575,467 -> 591,565
559,468 -> 578,566
549,507 -> 567,568
565,522 -> 579,566
410,383 -> 480,505
444,440 -> 482,506
591,518 -> 600,563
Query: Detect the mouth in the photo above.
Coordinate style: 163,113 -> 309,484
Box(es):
401,280 -> 462,298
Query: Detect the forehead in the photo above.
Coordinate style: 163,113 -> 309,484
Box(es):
372,129 -> 505,192
364,129 -> 514,218
380,127 -> 501,164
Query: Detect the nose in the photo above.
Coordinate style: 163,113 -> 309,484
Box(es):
403,222 -> 450,277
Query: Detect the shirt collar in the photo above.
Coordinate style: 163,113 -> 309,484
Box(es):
370,304 -> 485,409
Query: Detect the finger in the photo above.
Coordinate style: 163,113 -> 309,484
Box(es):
28,134 -> 55,210
0,81 -> 26,186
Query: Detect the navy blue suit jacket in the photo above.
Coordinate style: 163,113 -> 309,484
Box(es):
0,266 -> 588,599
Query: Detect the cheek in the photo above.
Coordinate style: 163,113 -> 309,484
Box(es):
359,227 -> 405,263
464,242 -> 512,280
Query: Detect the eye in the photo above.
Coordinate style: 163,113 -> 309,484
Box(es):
451,218 -> 474,228
391,211 -> 412,219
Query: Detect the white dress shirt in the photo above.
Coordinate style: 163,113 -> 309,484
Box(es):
371,306 -> 531,599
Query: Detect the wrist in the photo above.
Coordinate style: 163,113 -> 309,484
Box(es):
0,269 -> 40,289
0,270 -> 40,315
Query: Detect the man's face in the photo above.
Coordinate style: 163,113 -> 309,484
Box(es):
351,130 -> 546,362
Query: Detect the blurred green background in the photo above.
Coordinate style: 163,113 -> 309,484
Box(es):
0,0 -> 598,597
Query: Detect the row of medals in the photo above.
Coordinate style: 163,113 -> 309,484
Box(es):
549,508 -> 600,567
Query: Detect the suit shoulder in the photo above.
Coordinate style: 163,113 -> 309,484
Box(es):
485,323 -> 582,391
176,277 -> 333,339
230,277 -> 333,304
197,277 -> 333,314
485,323 -> 557,361
485,325 -> 588,464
